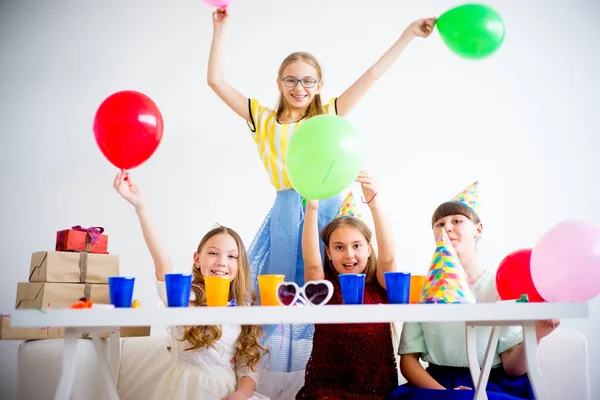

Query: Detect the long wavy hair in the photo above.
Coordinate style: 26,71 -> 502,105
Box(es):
276,51 -> 325,122
178,226 -> 267,371
320,217 -> 378,284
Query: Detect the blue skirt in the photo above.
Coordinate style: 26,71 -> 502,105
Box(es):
389,364 -> 535,400
248,189 -> 343,372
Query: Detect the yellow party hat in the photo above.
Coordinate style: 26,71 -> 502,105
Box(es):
419,228 -> 477,304
333,191 -> 361,219
451,181 -> 479,215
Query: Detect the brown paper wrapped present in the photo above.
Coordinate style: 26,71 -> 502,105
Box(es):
29,251 -> 119,284
0,315 -> 150,340
15,282 -> 110,309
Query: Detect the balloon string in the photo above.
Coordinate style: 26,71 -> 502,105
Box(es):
297,198 -> 306,228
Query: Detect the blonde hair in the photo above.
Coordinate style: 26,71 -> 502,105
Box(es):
179,226 -> 267,371
320,217 -> 378,284
276,52 -> 325,122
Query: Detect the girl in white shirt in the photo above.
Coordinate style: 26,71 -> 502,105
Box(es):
114,170 -> 269,400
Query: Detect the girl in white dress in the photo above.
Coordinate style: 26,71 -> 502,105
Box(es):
114,170 -> 269,400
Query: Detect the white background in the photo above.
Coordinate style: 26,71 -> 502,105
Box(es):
1,0 -> 598,398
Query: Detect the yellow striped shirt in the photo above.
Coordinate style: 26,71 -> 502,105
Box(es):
247,98 -> 338,191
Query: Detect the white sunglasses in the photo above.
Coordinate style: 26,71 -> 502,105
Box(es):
276,280 -> 334,306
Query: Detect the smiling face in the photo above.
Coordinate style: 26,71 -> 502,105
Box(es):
431,201 -> 482,258
432,214 -> 482,256
194,233 -> 239,281
277,60 -> 323,113
325,224 -> 372,275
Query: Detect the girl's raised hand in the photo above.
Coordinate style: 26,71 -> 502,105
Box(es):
113,170 -> 144,209
407,17 -> 436,38
212,7 -> 228,31
305,199 -> 319,211
355,170 -> 378,208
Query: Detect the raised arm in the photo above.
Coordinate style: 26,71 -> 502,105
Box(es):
356,171 -> 397,288
207,8 -> 251,122
302,200 -> 326,282
336,18 -> 435,117
113,170 -> 173,281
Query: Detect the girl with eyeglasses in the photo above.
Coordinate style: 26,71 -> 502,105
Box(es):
207,6 -> 435,376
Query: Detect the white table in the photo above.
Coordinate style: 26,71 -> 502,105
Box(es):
11,302 -> 589,400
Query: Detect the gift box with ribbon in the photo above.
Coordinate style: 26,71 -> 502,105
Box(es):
56,225 -> 108,254
29,251 -> 119,284
15,282 -> 110,309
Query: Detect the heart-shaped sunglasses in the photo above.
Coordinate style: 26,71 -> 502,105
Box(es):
276,280 -> 334,306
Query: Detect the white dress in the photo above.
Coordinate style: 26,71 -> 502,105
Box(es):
151,281 -> 270,400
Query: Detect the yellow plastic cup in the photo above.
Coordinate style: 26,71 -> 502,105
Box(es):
258,274 -> 285,306
409,275 -> 427,304
204,276 -> 231,307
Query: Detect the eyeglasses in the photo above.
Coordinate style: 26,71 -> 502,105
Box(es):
280,76 -> 319,89
276,280 -> 334,306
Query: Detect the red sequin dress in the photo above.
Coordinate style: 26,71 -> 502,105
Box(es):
296,272 -> 398,399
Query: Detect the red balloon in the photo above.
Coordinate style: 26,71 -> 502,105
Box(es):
496,249 -> 545,302
93,91 -> 164,169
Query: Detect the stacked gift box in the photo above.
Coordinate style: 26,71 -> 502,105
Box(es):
1,226 -> 149,339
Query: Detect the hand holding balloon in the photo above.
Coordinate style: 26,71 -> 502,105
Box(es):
113,170 -> 145,210
405,18 -> 437,39
212,7 -> 228,31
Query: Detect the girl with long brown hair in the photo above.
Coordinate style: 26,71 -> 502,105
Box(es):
114,170 -> 269,400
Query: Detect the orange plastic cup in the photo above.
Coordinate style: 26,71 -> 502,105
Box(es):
258,274 -> 285,306
409,275 -> 427,304
204,276 -> 231,307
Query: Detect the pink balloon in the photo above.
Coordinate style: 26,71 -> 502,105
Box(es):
202,0 -> 230,7
531,221 -> 600,302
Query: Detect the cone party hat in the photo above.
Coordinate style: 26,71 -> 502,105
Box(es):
333,191 -> 362,220
419,228 -> 478,304
451,181 -> 479,215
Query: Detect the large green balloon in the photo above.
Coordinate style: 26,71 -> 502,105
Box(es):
437,4 -> 506,59
286,115 -> 363,200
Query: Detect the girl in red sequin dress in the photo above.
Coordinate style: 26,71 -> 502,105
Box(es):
296,171 -> 399,399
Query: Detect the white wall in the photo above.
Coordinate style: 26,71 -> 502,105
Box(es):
1,0 -> 598,398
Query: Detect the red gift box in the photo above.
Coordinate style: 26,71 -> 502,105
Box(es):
56,225 -> 108,254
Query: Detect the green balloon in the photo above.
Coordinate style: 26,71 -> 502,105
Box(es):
437,4 -> 506,59
286,115 -> 363,200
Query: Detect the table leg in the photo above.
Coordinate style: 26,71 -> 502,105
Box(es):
54,328 -> 78,400
90,333 -> 120,400
466,325 -> 481,386
474,326 -> 501,400
109,328 -> 121,385
522,321 -> 548,399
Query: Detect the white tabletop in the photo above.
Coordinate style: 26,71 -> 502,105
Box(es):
9,302 -> 589,328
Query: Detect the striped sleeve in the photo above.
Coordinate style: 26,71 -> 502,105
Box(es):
323,97 -> 338,115
247,98 -> 271,144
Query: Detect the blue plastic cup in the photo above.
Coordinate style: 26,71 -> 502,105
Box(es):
339,274 -> 366,304
384,272 -> 411,304
165,273 -> 193,307
108,277 -> 135,308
